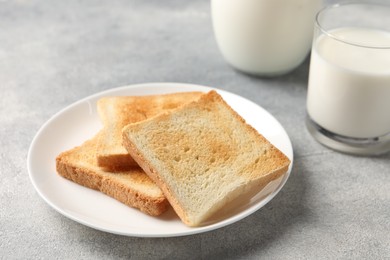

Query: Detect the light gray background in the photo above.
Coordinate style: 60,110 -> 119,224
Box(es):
1,0 -> 389,259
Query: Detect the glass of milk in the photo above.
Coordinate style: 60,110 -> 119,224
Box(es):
306,3 -> 390,155
211,0 -> 322,76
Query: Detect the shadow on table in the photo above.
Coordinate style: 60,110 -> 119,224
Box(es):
233,54 -> 312,89
197,155 -> 312,259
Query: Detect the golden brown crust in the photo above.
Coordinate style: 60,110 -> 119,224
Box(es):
96,154 -> 136,172
100,174 -> 169,216
56,155 -> 102,191
56,133 -> 169,216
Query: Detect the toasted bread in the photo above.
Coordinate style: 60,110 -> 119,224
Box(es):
56,132 -> 169,216
96,92 -> 203,170
122,90 -> 291,226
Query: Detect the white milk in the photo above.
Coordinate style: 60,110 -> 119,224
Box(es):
307,27 -> 390,138
211,0 -> 322,76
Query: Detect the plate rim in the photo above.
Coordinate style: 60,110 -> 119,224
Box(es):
27,82 -> 294,237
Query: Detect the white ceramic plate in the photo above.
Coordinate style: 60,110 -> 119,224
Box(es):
28,83 -> 293,237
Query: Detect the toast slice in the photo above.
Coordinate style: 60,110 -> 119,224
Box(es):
122,90 -> 291,226
96,92 -> 203,170
56,132 -> 169,216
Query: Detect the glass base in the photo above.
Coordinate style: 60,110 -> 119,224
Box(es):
306,116 -> 390,156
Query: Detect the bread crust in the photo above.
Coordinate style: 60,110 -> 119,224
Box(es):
96,154 -> 136,172
56,134 -> 170,216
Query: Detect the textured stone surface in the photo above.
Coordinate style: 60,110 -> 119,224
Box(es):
1,0 -> 389,259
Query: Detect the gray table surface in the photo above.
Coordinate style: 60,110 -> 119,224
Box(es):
1,0 -> 389,259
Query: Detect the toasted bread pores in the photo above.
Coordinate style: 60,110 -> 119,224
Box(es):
96,92 -> 202,170
122,91 -> 291,226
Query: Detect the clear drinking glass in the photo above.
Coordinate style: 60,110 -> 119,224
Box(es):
306,2 -> 390,155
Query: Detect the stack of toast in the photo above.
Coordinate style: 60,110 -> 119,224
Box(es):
56,90 -> 290,227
